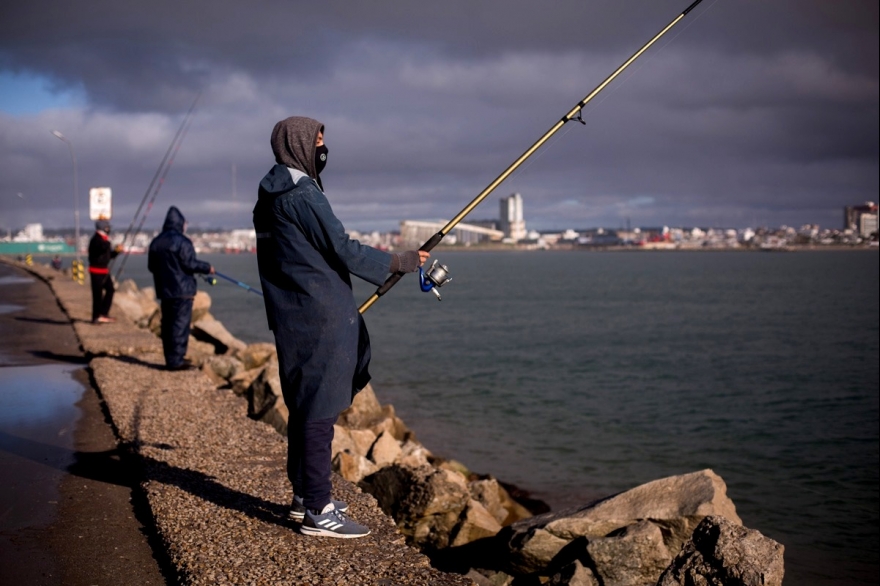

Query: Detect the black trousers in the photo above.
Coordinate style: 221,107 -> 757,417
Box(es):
287,415 -> 337,511
89,272 -> 114,321
160,298 -> 193,367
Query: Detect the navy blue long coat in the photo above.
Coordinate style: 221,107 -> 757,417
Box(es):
254,165 -> 392,421
148,206 -> 212,299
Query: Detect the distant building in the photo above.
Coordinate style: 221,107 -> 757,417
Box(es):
467,219 -> 500,232
13,223 -> 44,242
499,193 -> 527,242
860,213 -> 879,237
844,201 -> 878,237
226,228 -> 256,252
0,223 -> 75,254
399,220 -> 503,248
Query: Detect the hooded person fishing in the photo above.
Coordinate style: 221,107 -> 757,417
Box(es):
148,206 -> 215,371
253,116 -> 429,538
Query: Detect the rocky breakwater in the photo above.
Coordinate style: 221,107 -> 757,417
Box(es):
112,277 -> 786,586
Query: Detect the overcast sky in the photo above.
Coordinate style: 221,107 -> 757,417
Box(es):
1,0 -> 877,234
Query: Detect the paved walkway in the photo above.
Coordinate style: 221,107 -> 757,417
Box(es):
0,261 -> 167,585
4,258 -> 473,586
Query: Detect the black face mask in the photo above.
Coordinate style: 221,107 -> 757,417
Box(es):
315,145 -> 329,175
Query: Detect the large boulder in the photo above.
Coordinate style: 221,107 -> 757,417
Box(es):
338,385 -> 415,442
338,384 -> 385,428
498,469 -> 740,575
586,520 -> 671,586
399,439 -> 432,469
331,425 -> 379,460
469,478 -> 510,525
239,342 -> 277,370
359,464 -> 471,549
191,290 -> 211,322
332,450 -> 379,483
112,280 -> 159,327
496,482 -> 536,526
192,313 -> 247,355
186,336 -> 218,362
657,515 -> 785,586
243,358 -> 288,435
147,308 -> 163,336
450,499 -> 503,547
230,366 -> 264,397
548,560 -> 599,586
369,430 -> 403,467
203,354 -> 244,382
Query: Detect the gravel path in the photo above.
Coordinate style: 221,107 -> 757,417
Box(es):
17,260 -> 474,586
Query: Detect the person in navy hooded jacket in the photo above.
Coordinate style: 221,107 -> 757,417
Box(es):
148,206 -> 214,371
254,116 -> 428,538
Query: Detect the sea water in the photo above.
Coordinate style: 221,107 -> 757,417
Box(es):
116,249 -> 879,585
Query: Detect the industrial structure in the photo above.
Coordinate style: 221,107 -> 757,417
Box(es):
499,193 -> 527,242
399,220 -> 503,248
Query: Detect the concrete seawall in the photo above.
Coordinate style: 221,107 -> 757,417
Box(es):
8,259 -> 473,586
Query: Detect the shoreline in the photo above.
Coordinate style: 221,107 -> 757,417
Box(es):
4,256 -> 791,586
7,241 -> 878,261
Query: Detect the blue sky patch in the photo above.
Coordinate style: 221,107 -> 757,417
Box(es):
0,72 -> 83,115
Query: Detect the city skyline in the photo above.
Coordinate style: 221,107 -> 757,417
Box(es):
1,1 -> 877,233
7,197 -> 876,241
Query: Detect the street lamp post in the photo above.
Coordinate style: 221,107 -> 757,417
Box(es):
50,130 -> 81,262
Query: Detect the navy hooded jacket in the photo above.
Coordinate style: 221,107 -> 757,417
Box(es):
148,206 -> 212,299
254,163 -> 392,420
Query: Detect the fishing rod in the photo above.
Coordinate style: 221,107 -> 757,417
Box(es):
201,271 -> 264,297
359,0 -> 706,314
114,92 -> 201,280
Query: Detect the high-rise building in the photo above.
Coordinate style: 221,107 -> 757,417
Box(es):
499,193 -> 527,241
844,201 -> 878,237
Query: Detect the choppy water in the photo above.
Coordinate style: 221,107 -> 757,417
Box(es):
114,249 -> 878,585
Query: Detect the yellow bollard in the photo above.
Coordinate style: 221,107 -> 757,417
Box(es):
71,260 -> 85,285
25,254 -> 33,266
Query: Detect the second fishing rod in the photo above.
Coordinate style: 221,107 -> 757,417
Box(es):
201,271 -> 263,297
359,0 -> 707,314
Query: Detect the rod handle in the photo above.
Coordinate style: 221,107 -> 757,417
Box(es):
359,230 -> 445,312
420,231 -> 444,252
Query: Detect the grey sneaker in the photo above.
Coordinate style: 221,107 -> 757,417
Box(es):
300,503 -> 370,538
289,495 -> 349,521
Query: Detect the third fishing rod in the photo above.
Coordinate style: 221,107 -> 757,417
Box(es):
359,0 -> 708,314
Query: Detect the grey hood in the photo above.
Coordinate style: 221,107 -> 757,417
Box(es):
270,116 -> 323,185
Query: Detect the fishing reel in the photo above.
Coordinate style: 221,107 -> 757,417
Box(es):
418,259 -> 452,301
200,274 -> 218,286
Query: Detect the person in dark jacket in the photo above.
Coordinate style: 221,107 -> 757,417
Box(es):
148,206 -> 214,371
254,116 -> 428,538
88,219 -> 121,324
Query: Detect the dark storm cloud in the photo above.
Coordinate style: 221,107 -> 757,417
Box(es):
0,0 -> 877,232
3,0 -> 875,111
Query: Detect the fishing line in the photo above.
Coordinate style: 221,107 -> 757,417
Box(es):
114,92 -> 201,273
115,94 -> 201,280
502,0 -> 722,188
